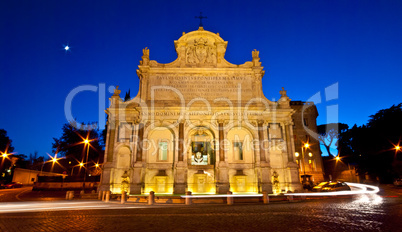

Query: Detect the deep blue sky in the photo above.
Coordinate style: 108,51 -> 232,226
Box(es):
1,0 -> 401,157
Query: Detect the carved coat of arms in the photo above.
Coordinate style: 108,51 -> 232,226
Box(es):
186,37 -> 216,65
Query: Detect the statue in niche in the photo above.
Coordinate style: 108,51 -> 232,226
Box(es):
121,170 -> 129,193
272,171 -> 280,194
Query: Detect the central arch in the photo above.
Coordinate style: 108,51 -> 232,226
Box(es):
185,126 -> 217,193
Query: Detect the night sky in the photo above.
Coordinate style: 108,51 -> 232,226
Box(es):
1,0 -> 401,157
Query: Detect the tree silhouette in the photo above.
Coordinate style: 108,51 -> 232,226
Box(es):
338,103 -> 402,182
0,129 -> 14,154
124,89 -> 131,102
317,123 -> 349,157
52,122 -> 104,176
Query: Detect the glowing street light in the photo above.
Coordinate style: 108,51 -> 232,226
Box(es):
95,163 -> 99,168
395,145 -> 400,151
80,162 -> 84,167
335,156 -> 341,161
82,137 -> 92,191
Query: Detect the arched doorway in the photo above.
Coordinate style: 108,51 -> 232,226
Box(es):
186,126 -> 216,194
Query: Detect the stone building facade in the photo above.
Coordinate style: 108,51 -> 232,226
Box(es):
99,27 -> 324,195
290,101 -> 324,183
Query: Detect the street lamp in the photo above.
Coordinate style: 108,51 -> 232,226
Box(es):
82,138 -> 91,191
335,156 -> 341,161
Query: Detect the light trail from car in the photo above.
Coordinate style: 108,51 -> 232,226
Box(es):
284,182 -> 380,196
0,201 -> 145,213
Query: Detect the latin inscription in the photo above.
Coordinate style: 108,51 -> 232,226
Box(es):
151,75 -> 254,100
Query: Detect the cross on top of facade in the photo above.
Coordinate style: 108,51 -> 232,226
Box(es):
195,12 -> 207,27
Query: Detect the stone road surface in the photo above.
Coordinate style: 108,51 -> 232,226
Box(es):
0,185 -> 400,232
0,196 -> 401,232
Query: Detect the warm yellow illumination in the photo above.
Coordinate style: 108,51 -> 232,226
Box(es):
79,162 -> 84,167
84,139 -> 89,144
1,153 -> 8,158
396,145 -> 401,151
95,163 -> 99,168
304,143 -> 310,148
335,156 -> 340,161
308,152 -> 313,157
52,157 -> 57,163
295,152 -> 300,157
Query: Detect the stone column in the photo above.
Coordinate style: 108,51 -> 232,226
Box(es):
136,123 -> 144,162
131,123 -> 144,194
258,121 -> 266,162
258,120 -> 272,193
216,120 -> 229,194
178,122 -> 184,161
174,122 -> 187,194
98,119 -> 117,192
285,122 -> 302,192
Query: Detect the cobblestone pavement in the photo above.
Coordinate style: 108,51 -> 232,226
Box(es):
0,195 -> 400,232
0,185 -> 401,232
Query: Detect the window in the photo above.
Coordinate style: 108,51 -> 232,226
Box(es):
158,141 -> 168,161
119,123 -> 133,142
304,118 -> 308,126
309,159 -> 315,170
234,142 -> 243,160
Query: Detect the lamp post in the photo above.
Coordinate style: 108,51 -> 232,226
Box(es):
83,139 -> 90,191
1,152 -> 8,175
295,143 -> 310,188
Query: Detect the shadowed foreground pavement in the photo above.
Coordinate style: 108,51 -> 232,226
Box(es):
0,195 -> 401,232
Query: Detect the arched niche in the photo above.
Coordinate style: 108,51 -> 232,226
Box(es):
116,146 -> 131,169
147,127 -> 175,163
186,126 -> 215,166
226,127 -> 255,163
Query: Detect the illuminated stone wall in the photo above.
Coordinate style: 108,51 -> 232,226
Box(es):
98,27 -> 322,195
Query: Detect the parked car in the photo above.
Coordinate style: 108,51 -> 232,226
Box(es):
312,182 -> 330,192
321,181 -> 350,192
394,178 -> 402,187
3,182 -> 23,189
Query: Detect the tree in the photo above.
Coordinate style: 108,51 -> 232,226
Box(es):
317,123 -> 349,157
0,129 -> 14,154
124,89 -> 131,102
52,122 -> 104,176
338,103 -> 402,183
